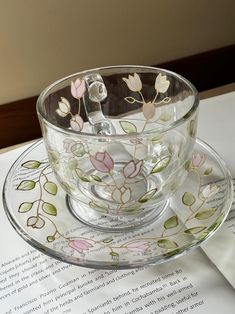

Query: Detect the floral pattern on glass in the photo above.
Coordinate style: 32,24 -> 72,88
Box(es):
16,153 -> 223,265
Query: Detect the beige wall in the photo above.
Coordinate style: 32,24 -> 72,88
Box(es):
0,0 -> 234,104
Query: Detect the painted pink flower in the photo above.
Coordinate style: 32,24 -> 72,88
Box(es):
191,154 -> 205,168
125,240 -> 149,252
63,139 -> 76,152
202,184 -> 219,198
122,73 -> 142,92
142,101 -> 155,119
123,160 -> 143,178
71,78 -> 86,99
70,114 -> 84,132
90,151 -> 114,173
68,239 -> 93,254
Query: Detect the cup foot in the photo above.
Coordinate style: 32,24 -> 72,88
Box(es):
66,195 -> 169,232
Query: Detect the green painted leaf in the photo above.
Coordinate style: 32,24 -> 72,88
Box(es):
151,135 -> 163,144
17,180 -> 36,191
48,150 -> 60,163
91,175 -> 102,182
197,231 -> 209,241
102,237 -> 113,243
44,182 -> 58,195
71,143 -> 86,157
164,215 -> 179,229
207,213 -> 225,232
163,248 -> 181,258
159,113 -> 171,122
60,181 -> 71,193
89,201 -> 109,213
182,192 -> 196,206
120,121 -> 137,134
21,160 -> 41,169
18,202 -> 33,213
68,159 -> 79,170
157,239 -> 178,249
75,168 -> 90,182
185,160 -> 191,171
151,156 -> 170,174
195,208 -> 217,220
47,236 -> 55,242
184,226 -> 206,234
110,251 -> 119,257
188,120 -> 196,137
124,97 -> 136,104
122,204 -> 142,213
138,188 -> 158,203
42,202 -> 57,216
204,168 -> 213,176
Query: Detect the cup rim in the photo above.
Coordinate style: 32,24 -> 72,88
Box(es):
36,65 -> 199,139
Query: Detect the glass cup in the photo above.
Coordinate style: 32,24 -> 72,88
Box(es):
36,66 -> 199,232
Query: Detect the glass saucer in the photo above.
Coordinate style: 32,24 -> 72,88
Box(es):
3,139 -> 233,269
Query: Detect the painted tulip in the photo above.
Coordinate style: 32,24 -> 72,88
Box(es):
191,154 -> 205,168
70,114 -> 84,132
68,239 -> 93,254
142,101 -> 155,119
90,151 -> 114,173
155,73 -> 170,93
71,78 -> 86,99
125,240 -> 149,252
56,97 -> 71,117
123,73 -> 142,92
63,139 -> 76,152
111,186 -> 131,204
202,184 -> 219,198
123,160 -> 143,178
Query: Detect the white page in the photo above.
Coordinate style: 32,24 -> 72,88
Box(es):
197,91 -> 235,288
0,141 -> 235,313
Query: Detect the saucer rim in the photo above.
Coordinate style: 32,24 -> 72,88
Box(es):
2,138 -> 233,269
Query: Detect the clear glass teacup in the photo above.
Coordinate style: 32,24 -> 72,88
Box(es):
36,66 -> 199,232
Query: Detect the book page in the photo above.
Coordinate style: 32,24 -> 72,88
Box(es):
202,179 -> 235,288
0,247 -> 234,314
197,91 -> 235,289
0,147 -> 235,314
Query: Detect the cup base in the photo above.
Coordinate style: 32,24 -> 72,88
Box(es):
66,195 -> 169,232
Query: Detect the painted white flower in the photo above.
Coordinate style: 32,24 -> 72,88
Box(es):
56,97 -> 71,117
123,73 -> 142,92
202,184 -> 220,198
112,186 -> 131,204
155,73 -> 170,93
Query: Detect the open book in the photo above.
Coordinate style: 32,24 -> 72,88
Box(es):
1,92 -> 235,314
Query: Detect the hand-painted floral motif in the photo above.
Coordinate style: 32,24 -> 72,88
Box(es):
68,239 -> 93,254
122,72 -> 171,133
123,160 -> 143,178
16,152 -> 224,266
71,78 -> 86,99
124,240 -> 150,252
154,73 -> 170,93
111,186 -> 131,204
56,79 -> 85,132
122,73 -> 142,92
191,154 -> 205,168
90,151 -> 114,173
202,184 -> 220,198
70,114 -> 84,132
